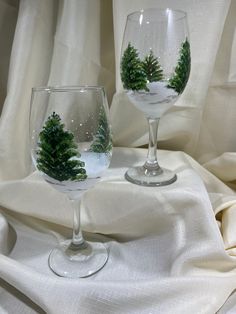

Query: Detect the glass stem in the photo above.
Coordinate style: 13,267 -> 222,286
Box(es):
144,117 -> 162,173
70,199 -> 86,250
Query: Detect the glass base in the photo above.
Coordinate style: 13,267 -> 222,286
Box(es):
48,240 -> 108,278
125,166 -> 177,187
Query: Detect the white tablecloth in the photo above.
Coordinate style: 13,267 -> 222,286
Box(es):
0,148 -> 236,313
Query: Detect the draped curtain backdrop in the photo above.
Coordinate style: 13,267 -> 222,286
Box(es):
1,0 -> 236,313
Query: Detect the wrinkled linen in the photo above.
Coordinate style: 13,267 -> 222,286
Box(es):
1,0 -> 236,313
0,148 -> 236,314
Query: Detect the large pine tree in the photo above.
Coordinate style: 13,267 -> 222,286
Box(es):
168,39 -> 191,94
121,42 -> 148,91
142,50 -> 163,82
37,112 -> 87,182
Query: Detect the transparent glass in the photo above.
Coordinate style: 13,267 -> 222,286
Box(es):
29,86 -> 112,278
120,8 -> 191,186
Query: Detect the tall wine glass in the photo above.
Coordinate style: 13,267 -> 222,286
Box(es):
120,8 -> 190,186
29,86 -> 112,278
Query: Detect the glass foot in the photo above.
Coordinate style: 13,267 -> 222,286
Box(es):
48,240 -> 108,278
125,166 -> 177,186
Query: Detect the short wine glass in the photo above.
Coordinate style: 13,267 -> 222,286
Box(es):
120,8 -> 190,186
29,86 -> 112,278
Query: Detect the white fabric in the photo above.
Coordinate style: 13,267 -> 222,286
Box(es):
47,0 -> 115,103
0,213 -> 11,256
0,0 -> 236,313
0,0 -> 18,114
0,148 -> 236,314
196,0 -> 236,164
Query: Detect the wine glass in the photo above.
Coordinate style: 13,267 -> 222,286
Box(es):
29,86 -> 112,278
120,8 -> 190,186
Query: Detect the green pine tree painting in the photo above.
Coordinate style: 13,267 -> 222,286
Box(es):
121,42 -> 148,91
90,108 -> 112,153
142,50 -> 163,82
37,112 -> 87,182
168,38 -> 191,94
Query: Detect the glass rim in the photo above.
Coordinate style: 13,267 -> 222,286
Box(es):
32,85 -> 105,93
127,8 -> 187,22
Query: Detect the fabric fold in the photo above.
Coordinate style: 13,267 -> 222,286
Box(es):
0,148 -> 236,313
0,213 -> 11,255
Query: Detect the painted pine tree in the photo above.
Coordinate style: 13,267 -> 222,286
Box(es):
37,112 -> 87,181
142,50 -> 163,82
168,39 -> 191,94
121,42 -> 148,91
90,108 -> 112,153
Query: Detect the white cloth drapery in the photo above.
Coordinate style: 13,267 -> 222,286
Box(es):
1,148 -> 236,314
1,0 -> 236,313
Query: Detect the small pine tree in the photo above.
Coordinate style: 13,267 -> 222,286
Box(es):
168,38 -> 191,94
142,50 -> 163,82
121,42 -> 148,91
90,108 -> 112,153
37,112 -> 87,182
